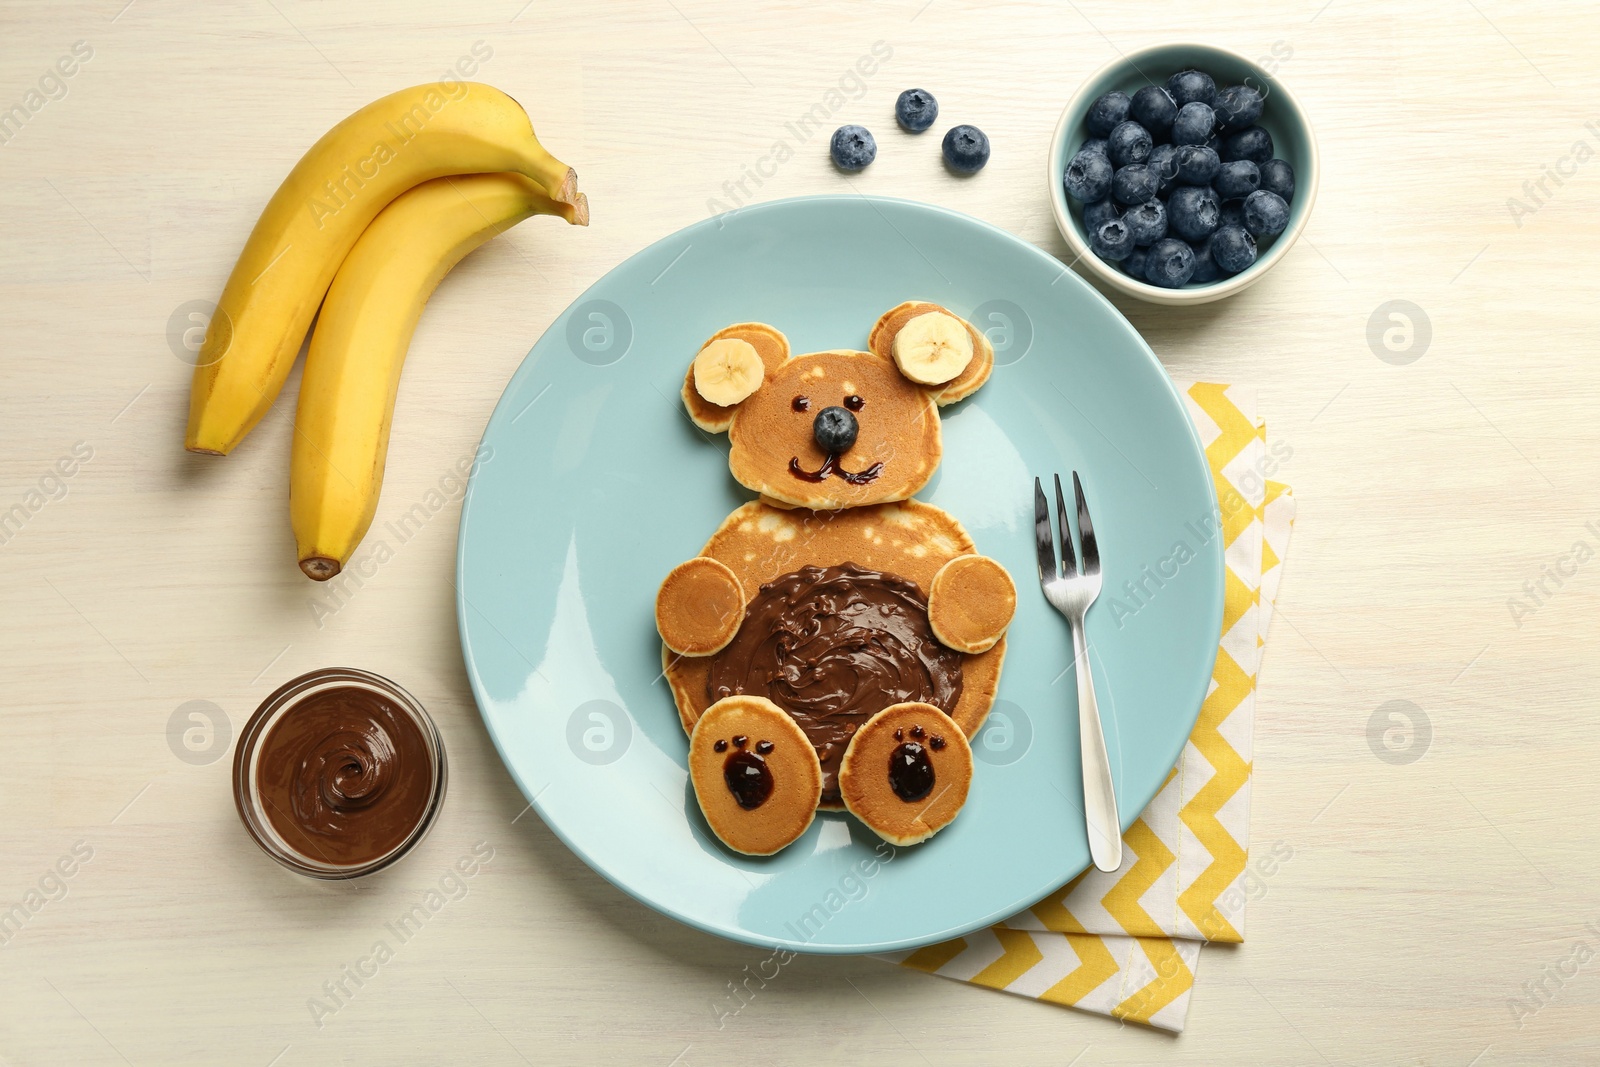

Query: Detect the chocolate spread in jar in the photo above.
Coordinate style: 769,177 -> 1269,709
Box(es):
707,562 -> 963,804
255,685 -> 435,867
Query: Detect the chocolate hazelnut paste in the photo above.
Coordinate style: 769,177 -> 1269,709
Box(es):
708,563 -> 963,804
255,685 -> 435,866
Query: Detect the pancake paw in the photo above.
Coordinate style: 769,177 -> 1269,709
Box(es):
839,702 -> 973,846
928,553 -> 1016,654
656,557 -> 745,656
689,695 -> 822,855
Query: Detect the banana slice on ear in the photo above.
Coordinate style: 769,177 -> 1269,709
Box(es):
693,338 -> 765,406
891,311 -> 974,386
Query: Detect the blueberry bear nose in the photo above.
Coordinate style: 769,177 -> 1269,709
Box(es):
812,406 -> 858,454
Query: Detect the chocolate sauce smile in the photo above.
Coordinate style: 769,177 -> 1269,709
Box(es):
788,454 -> 883,485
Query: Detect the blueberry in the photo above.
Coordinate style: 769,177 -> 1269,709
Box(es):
1064,149 -> 1114,202
942,124 -> 991,173
1079,136 -> 1109,158
1130,85 -> 1178,139
1213,160 -> 1260,200
1145,238 -> 1196,288
1167,185 -> 1220,241
1112,163 -> 1158,206
1107,120 -> 1152,166
1243,189 -> 1289,237
1123,199 -> 1167,246
1205,133 -> 1221,154
1258,157 -> 1296,202
1122,245 -> 1151,280
1213,84 -> 1264,133
1219,198 -> 1247,229
1174,144 -> 1220,186
1189,236 -> 1221,283
813,406 -> 858,453
1086,90 -> 1132,137
1171,102 -> 1214,146
1089,217 -> 1135,262
895,88 -> 939,133
1210,224 -> 1258,273
1166,69 -> 1217,107
1147,143 -> 1181,196
1220,125 -> 1273,164
1082,197 -> 1121,231
830,125 -> 876,171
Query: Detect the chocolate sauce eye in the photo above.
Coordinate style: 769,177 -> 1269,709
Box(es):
792,396 -> 811,412
844,395 -> 865,411
756,740 -> 774,755
714,739 -> 728,753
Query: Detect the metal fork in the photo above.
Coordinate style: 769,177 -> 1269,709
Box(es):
1034,472 -> 1122,873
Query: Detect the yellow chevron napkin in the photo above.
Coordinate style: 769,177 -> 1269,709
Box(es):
878,384 -> 1295,1033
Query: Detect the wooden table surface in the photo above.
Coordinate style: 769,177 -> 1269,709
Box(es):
4,1 -> 1598,1063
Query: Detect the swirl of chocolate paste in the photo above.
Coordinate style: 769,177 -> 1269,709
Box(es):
256,686 -> 434,866
708,563 -> 963,804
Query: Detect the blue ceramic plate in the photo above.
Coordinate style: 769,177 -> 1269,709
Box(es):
457,195 -> 1222,954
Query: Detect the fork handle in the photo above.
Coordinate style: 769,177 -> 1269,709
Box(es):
1071,620 -> 1123,873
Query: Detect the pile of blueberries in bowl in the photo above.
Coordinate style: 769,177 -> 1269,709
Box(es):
1063,69 -> 1296,289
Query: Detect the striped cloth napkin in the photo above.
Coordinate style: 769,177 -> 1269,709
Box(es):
877,384 -> 1295,1033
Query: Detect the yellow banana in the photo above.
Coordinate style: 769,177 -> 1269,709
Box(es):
291,173 -> 586,581
186,82 -> 583,456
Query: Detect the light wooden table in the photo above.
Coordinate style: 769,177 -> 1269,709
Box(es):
3,2 -> 1597,1063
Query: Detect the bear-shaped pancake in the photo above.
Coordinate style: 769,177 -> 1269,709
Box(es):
656,303 -> 1016,848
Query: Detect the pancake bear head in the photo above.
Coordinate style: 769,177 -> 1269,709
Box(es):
681,303 -> 994,510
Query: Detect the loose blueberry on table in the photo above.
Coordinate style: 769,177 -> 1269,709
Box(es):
941,124 -> 991,174
1063,66 -> 1296,287
895,89 -> 939,133
830,125 -> 877,171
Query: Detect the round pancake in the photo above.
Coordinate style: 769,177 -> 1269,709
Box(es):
928,553 -> 1017,654
663,500 -> 1006,807
655,556 -> 745,656
868,301 -> 994,406
839,701 -> 973,846
683,323 -> 791,432
728,349 -> 941,510
689,695 -> 822,855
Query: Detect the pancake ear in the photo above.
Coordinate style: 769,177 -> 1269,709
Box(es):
868,302 -> 995,407
681,323 -> 790,433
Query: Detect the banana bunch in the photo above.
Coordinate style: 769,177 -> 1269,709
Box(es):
184,82 -> 586,580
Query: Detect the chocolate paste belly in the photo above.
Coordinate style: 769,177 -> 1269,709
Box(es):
707,563 -> 963,804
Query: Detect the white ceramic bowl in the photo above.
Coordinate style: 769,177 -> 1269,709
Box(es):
1048,42 -> 1320,305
